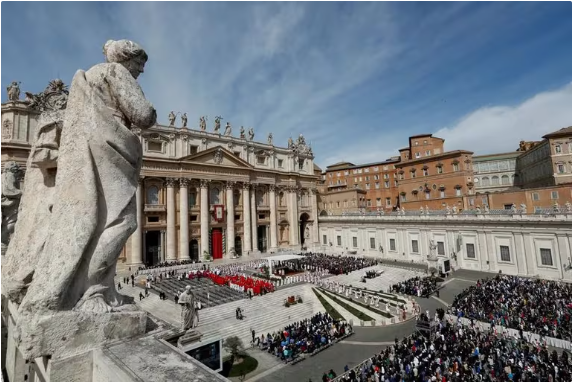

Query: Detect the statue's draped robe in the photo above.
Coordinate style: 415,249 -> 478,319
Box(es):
17,63 -> 156,314
178,291 -> 199,331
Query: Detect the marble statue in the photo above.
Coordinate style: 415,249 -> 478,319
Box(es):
520,203 -> 527,214
199,116 -> 207,131
452,205 -> 458,214
511,203 -> 517,214
428,240 -> 438,262
483,204 -> 489,213
179,286 -> 199,331
168,111 -> 176,126
565,201 -> 571,212
181,112 -> 187,128
553,201 -> 560,212
239,126 -> 246,139
224,122 -> 232,136
419,206 -> 424,215
425,205 -> 430,215
475,205 -> 481,214
6,81 -> 20,101
1,162 -> 22,252
400,206 -> 406,215
268,133 -> 273,145
305,226 -> 310,239
214,116 -> 222,133
446,205 -> 451,214
8,39 -> 156,317
248,127 -> 255,141
288,136 -> 294,148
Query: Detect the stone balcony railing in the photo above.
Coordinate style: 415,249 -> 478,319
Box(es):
144,204 -> 167,212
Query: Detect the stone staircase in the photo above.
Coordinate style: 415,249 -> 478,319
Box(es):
327,265 -> 425,292
319,288 -> 392,324
313,288 -> 356,323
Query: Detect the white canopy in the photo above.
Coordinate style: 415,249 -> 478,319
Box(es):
263,254 -> 304,262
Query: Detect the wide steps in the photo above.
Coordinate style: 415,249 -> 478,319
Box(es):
313,288 -> 356,323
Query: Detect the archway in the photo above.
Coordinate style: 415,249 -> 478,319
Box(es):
299,213 -> 310,246
234,236 -> 242,256
145,231 -> 160,266
319,210 -> 328,217
189,239 -> 199,262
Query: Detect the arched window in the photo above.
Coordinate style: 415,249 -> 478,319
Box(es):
211,188 -> 220,204
491,176 -> 499,186
257,190 -> 265,206
234,190 -> 241,206
147,186 -> 159,204
279,192 -> 285,207
188,190 -> 197,207
481,177 -> 490,186
501,175 -> 510,185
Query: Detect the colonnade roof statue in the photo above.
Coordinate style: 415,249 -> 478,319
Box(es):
2,39 -> 156,359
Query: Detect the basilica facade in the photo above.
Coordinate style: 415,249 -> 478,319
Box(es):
1,94 -> 320,266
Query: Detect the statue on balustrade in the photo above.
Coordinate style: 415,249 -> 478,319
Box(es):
288,136 -> 294,148
248,127 -> 255,141
199,116 -> 207,131
268,133 -> 273,145
181,112 -> 188,128
6,81 -> 20,101
168,111 -> 176,126
239,126 -> 246,139
179,286 -> 199,331
214,116 -> 222,133
224,122 -> 232,136
1,161 -> 23,252
565,201 -> 571,212
3,39 -> 157,320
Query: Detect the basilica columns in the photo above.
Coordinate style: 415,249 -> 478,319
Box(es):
251,186 -> 258,252
200,180 -> 210,258
226,182 -> 235,257
287,186 -> 299,246
166,178 -> 177,262
179,178 -> 190,261
242,183 -> 252,253
310,188 -> 319,245
269,185 -> 278,250
130,179 -> 143,265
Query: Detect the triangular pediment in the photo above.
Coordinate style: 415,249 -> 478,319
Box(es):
180,146 -> 253,169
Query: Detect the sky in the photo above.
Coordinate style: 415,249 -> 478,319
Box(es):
2,2 -> 572,169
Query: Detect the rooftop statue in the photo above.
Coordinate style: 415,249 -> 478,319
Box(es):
214,116 -> 222,133
224,122 -> 232,136
181,112 -> 187,128
199,116 -> 207,131
168,111 -> 176,126
6,81 -> 20,101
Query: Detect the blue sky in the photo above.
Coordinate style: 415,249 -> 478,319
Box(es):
2,2 -> 572,168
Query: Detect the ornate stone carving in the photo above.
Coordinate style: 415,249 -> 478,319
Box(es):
6,81 -> 20,101
242,182 -> 251,190
268,184 -> 276,192
227,141 -> 234,149
214,148 -> 224,164
224,122 -> 232,136
199,116 -> 207,131
168,111 -> 176,126
226,181 -> 236,190
24,79 -> 69,113
268,133 -> 273,145
200,179 -> 210,188
1,162 -> 23,251
181,112 -> 188,128
179,178 -> 191,188
168,133 -> 176,141
201,138 -> 207,145
248,127 -> 255,141
2,39 -> 156,359
181,133 -> 189,141
291,134 -> 313,156
2,119 -> 13,140
214,116 -> 222,133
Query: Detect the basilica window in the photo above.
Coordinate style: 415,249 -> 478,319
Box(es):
540,248 -> 553,266
211,188 -> 221,204
499,246 -> 511,262
481,177 -> 490,186
279,192 -> 285,207
188,191 -> 197,207
501,175 -> 510,185
147,186 -> 159,204
491,176 -> 499,186
466,243 -> 476,258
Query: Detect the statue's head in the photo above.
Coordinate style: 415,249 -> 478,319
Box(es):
4,161 -> 19,174
103,39 -> 148,79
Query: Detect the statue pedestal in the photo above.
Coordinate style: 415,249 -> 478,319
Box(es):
177,329 -> 203,349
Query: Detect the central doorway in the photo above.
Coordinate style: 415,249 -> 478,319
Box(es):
299,213 -> 310,246
145,230 -> 160,266
211,228 -> 223,260
234,236 -> 242,256
257,225 -> 267,253
190,239 -> 199,262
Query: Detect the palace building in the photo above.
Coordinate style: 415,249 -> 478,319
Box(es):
1,85 -> 320,266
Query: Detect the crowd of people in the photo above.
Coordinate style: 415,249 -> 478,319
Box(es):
452,275 -> 572,341
392,276 -> 437,297
255,312 -> 352,362
337,310 -> 572,382
300,253 -> 378,275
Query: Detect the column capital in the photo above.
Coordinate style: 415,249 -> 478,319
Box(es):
200,179 -> 210,188
179,178 -> 191,188
165,177 -> 177,188
268,184 -> 277,193
226,181 -> 236,190
310,188 -> 318,195
242,182 -> 251,190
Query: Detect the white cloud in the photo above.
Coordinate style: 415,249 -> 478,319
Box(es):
436,83 -> 572,154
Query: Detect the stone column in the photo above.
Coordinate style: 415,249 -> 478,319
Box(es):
251,185 -> 258,252
288,186 -> 299,246
557,234 -> 571,281
269,185 -> 278,250
226,181 -> 235,257
166,178 -> 177,262
310,188 -> 319,245
242,183 -> 252,253
200,180 -> 210,258
160,229 -> 166,263
179,178 -> 190,260
130,178 -> 144,265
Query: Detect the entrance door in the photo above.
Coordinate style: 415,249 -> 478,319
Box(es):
234,236 -> 242,256
211,228 -> 223,260
145,231 -> 160,266
190,239 -> 199,262
257,226 -> 267,252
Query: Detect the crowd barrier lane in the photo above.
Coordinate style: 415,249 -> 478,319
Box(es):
446,314 -> 571,351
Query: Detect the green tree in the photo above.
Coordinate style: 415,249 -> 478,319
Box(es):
224,336 -> 244,363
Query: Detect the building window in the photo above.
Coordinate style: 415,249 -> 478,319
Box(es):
437,242 -> 445,256
386,197 -> 391,206
189,145 -> 198,155
147,141 -> 163,152
437,166 -> 443,174
365,176 -> 370,181
453,163 -> 459,171
557,164 -> 565,173
323,235 -> 327,245
504,204 -> 513,210
540,248 -> 553,266
147,186 -> 159,204
352,237 -> 358,248
501,175 -> 510,185
440,190 -> 445,198
425,191 -> 430,200
337,236 -> 342,246
466,243 -> 476,258
410,170 -> 416,178
415,152 -> 420,158
189,191 -> 197,207
425,150 -> 431,156
481,177 -> 490,186
423,168 -> 429,176
491,176 -> 499,185
532,192 -> 539,201
365,183 -> 370,189
400,194 -> 406,202
211,188 -> 220,204
384,181 -> 390,188
555,145 -> 562,153
299,159 -> 305,170
147,216 -> 159,223
455,187 -> 462,196
277,159 -> 284,167
375,182 -> 380,189
411,240 -> 419,253
370,237 -> 376,249
551,191 -> 559,200
500,245 -> 511,262
389,238 -> 396,251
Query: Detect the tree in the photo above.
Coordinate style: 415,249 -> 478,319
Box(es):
224,336 -> 244,363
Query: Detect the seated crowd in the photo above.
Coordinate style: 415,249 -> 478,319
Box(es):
338,311 -> 571,382
452,275 -> 572,340
256,312 -> 352,362
392,276 -> 437,297
300,253 -> 378,275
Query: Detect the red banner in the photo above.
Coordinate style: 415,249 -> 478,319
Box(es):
213,205 -> 224,222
